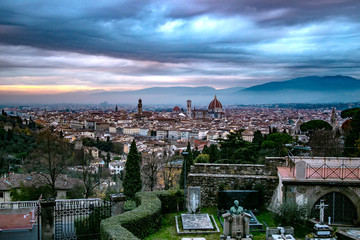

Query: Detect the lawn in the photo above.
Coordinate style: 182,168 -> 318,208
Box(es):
144,208 -> 312,240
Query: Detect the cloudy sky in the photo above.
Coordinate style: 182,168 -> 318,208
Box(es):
1,0 -> 360,96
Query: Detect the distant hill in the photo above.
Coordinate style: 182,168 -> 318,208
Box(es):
242,75 -> 360,92
1,76 -> 360,105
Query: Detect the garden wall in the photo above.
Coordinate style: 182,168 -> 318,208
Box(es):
187,157 -> 286,207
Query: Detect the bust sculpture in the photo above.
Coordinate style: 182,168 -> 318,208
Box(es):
229,200 -> 243,215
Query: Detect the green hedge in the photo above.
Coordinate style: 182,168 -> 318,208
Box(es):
152,189 -> 184,213
100,190 -> 184,240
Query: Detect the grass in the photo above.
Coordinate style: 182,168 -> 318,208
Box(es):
144,207 -> 312,240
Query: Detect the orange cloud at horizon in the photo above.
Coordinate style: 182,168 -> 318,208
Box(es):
0,85 -> 106,94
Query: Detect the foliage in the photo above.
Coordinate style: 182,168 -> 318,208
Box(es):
300,120 -> 333,132
82,137 -> 123,154
28,128 -> 73,197
208,144 -> 220,163
261,132 -> 293,156
10,183 -> 52,201
252,130 -> 264,148
194,154 -> 210,163
341,108 -> 360,156
124,200 -> 137,211
308,130 -> 343,156
152,189 -> 184,213
123,140 -> 142,199
219,129 -> 258,163
100,191 -> 162,240
341,107 -> 360,118
74,206 -> 111,240
275,200 -> 308,226
66,184 -> 85,199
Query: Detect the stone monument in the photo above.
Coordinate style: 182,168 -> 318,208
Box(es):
306,200 -> 337,240
220,200 -> 252,240
177,186 -> 220,235
187,186 -> 201,213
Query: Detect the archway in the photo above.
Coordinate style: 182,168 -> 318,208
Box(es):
311,192 -> 357,224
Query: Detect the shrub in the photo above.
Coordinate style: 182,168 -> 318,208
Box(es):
101,191 -> 161,240
275,200 -> 307,226
100,190 -> 184,240
152,189 -> 184,213
124,200 -> 137,212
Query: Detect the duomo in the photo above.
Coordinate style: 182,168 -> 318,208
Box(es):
173,95 -> 224,119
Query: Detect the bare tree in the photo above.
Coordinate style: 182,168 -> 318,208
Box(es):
160,151 -> 180,190
75,148 -> 110,198
30,129 -> 73,198
142,151 -> 160,191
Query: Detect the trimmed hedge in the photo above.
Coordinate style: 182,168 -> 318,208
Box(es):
100,190 -> 184,240
152,189 -> 184,213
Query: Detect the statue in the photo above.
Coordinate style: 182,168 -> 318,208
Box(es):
230,200 -> 244,215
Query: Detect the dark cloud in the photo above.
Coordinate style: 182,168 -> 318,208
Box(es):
0,0 -> 359,91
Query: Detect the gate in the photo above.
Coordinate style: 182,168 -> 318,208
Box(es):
312,192 -> 357,224
54,199 -> 111,240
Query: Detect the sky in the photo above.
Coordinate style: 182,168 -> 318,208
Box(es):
0,0 -> 360,98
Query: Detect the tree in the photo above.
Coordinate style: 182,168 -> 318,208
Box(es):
208,144 -> 220,163
142,151 -> 160,191
105,152 -> 111,167
308,130 -> 343,156
29,129 -> 73,198
252,130 -> 264,148
219,129 -> 257,163
341,108 -> 360,156
75,148 -> 109,198
262,132 -> 293,156
123,140 -> 142,198
160,151 -> 179,190
300,120 -> 332,133
194,154 -> 209,163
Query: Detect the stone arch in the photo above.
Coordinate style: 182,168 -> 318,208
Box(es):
308,187 -> 360,223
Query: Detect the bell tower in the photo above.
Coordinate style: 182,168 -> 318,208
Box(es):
187,99 -> 192,117
138,98 -> 142,114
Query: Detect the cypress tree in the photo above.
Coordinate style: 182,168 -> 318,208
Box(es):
123,140 -> 142,198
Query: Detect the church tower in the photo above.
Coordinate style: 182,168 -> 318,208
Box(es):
331,107 -> 338,130
115,105 -> 118,112
187,99 -> 192,117
138,98 -> 142,114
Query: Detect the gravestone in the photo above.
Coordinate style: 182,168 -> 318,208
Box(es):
296,161 -> 306,179
181,213 -> 214,230
187,186 -> 201,213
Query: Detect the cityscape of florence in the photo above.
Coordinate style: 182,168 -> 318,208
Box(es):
1,1 -> 360,240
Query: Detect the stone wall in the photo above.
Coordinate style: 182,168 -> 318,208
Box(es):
187,157 -> 286,207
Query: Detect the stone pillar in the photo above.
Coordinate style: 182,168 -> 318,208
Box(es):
40,200 -> 55,240
243,213 -> 252,236
232,215 -> 243,238
222,212 -> 232,237
110,193 -> 126,215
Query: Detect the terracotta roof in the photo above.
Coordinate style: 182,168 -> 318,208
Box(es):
277,167 -> 295,179
173,106 -> 181,112
208,95 -> 223,110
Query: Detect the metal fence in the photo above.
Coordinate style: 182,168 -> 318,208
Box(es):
54,199 -> 112,240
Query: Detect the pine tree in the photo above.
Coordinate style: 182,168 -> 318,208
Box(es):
123,140 -> 142,198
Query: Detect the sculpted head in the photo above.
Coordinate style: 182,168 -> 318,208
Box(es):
234,200 -> 239,207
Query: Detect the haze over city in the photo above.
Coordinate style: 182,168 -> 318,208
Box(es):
1,0 -> 360,104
